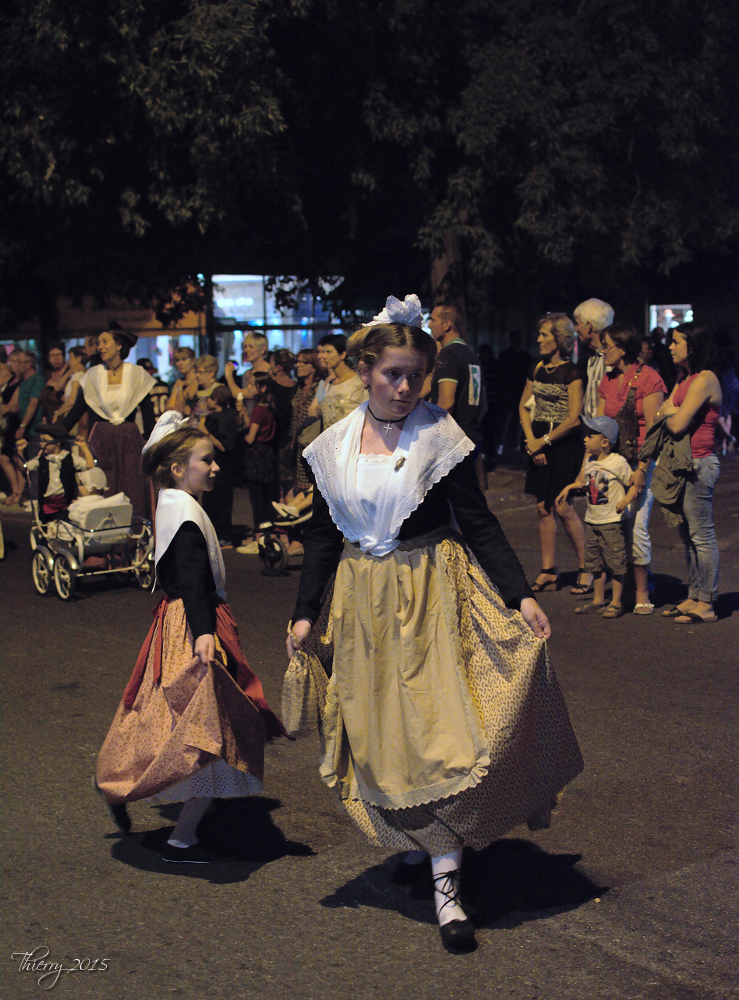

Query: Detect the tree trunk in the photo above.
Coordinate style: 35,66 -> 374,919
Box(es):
204,274 -> 216,356
430,227 -> 469,340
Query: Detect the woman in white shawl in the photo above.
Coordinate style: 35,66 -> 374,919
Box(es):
59,327 -> 155,518
284,296 -> 583,950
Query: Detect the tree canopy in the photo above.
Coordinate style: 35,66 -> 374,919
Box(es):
2,0 -> 737,330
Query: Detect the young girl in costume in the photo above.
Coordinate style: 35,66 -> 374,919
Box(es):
95,411 -> 286,863
285,295 -> 583,949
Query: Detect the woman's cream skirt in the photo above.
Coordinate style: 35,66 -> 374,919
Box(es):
284,534 -> 584,857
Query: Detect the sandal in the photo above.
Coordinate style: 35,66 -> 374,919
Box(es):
633,603 -> 655,615
674,612 -> 718,624
662,604 -> 693,618
602,604 -> 625,619
574,602 -> 607,615
531,567 -> 559,592
570,570 -> 594,597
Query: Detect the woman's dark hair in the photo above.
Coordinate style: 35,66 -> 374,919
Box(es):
69,346 -> 87,362
297,347 -> 324,380
318,333 -> 347,355
347,323 -> 437,376
47,340 -> 66,359
671,322 -> 720,377
253,371 -> 277,411
600,324 -> 641,365
104,323 -> 138,360
271,348 -> 296,375
141,426 -> 210,490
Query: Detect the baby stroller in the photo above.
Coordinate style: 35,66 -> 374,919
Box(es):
24,440 -> 154,601
257,498 -> 312,576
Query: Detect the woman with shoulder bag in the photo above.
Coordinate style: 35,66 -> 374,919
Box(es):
656,323 -> 722,624
596,324 -> 666,614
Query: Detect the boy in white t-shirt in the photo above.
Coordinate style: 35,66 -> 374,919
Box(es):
557,415 -> 639,618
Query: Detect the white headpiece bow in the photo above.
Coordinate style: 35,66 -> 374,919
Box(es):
369,294 -> 423,329
142,410 -> 188,454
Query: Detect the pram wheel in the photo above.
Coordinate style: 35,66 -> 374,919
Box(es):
135,560 -> 154,590
259,534 -> 288,576
32,550 -> 52,595
53,553 -> 77,601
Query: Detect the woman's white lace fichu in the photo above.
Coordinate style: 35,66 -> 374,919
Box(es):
303,400 -> 475,557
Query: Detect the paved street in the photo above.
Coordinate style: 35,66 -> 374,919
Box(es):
1,462 -> 737,1000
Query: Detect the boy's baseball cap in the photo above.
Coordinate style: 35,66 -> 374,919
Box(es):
582,414 -> 619,445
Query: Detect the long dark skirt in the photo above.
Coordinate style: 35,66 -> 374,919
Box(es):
524,421 -> 584,513
88,420 -> 149,520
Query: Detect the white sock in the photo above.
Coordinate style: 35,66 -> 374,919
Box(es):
431,849 -> 467,926
167,797 -> 213,848
403,849 -> 428,865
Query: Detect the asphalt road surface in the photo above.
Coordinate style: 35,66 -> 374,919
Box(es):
1,461 -> 737,1000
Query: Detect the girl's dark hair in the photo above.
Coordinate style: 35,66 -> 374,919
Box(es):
600,323 -> 641,365
671,322 -> 720,378
318,333 -> 347,354
210,384 -> 232,408
347,323 -> 437,376
69,346 -> 87,362
173,346 -> 196,361
47,340 -> 66,358
271,348 -> 296,375
104,323 -> 138,360
142,426 -> 210,490
253,371 -> 277,411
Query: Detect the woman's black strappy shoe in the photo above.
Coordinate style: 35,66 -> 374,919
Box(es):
531,568 -> 559,592
434,870 -> 476,952
570,569 -> 594,597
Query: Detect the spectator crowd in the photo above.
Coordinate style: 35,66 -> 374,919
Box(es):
1,298 -> 737,623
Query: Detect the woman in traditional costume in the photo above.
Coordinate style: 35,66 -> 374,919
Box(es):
95,412 -> 286,862
284,296 -> 583,949
59,327 -> 156,519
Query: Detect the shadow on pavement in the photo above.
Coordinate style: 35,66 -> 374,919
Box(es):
320,839 -> 607,928
715,590 -> 739,618
110,796 -> 312,883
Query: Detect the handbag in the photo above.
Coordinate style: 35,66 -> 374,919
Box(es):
297,417 -> 321,448
523,362 -> 543,415
614,364 -> 644,466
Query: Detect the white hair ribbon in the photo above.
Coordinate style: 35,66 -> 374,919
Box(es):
369,294 -> 424,329
142,410 -> 188,454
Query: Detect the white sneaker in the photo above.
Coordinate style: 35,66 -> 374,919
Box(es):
236,541 -> 260,555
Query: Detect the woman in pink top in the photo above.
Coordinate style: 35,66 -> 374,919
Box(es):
597,325 -> 666,613
657,323 -> 722,624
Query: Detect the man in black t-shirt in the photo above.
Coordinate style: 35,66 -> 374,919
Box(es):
428,303 -> 483,444
428,303 -> 487,489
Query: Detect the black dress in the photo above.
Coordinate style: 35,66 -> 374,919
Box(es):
524,361 -> 584,512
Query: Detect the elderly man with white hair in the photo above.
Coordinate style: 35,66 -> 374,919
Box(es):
573,298 -> 614,418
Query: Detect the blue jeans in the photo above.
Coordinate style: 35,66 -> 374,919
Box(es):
678,455 -> 720,603
628,461 -> 655,566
